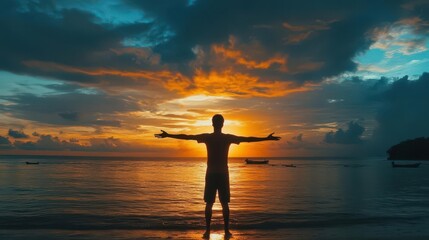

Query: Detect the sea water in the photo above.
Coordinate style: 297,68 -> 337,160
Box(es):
0,156 -> 428,239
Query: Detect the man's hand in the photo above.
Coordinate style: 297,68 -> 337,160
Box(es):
266,132 -> 281,141
155,130 -> 169,138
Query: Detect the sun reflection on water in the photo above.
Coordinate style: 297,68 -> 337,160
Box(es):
207,232 -> 224,240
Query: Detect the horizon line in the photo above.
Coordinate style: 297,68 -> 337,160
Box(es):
0,154 -> 383,160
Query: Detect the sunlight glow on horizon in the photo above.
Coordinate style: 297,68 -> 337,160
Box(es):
167,94 -> 234,105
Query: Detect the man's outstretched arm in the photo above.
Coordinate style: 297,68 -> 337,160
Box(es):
234,133 -> 281,143
155,130 -> 201,141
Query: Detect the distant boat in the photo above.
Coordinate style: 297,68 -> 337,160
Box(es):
282,164 -> 296,168
391,161 -> 421,168
245,159 -> 269,164
25,161 -> 39,165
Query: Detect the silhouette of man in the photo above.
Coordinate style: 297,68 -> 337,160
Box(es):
155,114 -> 280,238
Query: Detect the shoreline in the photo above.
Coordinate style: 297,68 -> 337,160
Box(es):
2,227 -> 429,240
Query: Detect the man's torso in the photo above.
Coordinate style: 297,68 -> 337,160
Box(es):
198,133 -> 239,173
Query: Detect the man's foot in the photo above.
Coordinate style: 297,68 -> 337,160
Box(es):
202,230 -> 210,239
224,230 -> 232,238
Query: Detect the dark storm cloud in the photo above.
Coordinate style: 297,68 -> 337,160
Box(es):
0,3 -> 113,68
127,0 -> 409,82
371,72 -> 429,154
8,129 -> 29,139
274,75 -> 389,130
0,136 -> 14,149
0,1 -> 160,84
0,0 -> 426,88
261,72 -> 428,155
324,121 -> 365,144
0,92 -> 140,127
0,136 -> 11,144
58,112 -> 79,121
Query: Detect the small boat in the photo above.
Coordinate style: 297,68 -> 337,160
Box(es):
25,161 -> 39,165
245,159 -> 269,164
282,164 -> 296,168
391,161 -> 421,168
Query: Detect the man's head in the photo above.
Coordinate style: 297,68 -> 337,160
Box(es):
212,114 -> 224,130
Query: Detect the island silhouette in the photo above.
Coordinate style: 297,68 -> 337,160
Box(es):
387,137 -> 429,160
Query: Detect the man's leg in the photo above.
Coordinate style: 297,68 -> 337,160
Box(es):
204,202 -> 214,237
221,202 -> 231,235
218,173 -> 231,236
204,173 -> 217,238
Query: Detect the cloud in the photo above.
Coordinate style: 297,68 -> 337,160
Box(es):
0,136 -> 11,144
166,69 -> 312,97
371,72 -> 429,154
15,134 -> 76,151
58,112 -> 79,121
44,83 -> 83,93
0,1 -> 161,86
0,91 -> 141,127
129,0 -> 408,82
12,133 -> 160,153
87,137 -> 138,152
286,133 -> 308,149
1,0 -> 427,98
211,39 -> 288,71
259,72 -> 429,155
400,3 -> 429,35
371,23 -> 428,58
0,135 -> 13,149
8,129 -> 29,138
324,121 -> 365,144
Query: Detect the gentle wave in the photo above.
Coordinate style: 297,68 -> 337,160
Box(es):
0,213 -> 425,230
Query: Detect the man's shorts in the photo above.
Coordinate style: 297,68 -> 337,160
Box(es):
204,173 -> 230,204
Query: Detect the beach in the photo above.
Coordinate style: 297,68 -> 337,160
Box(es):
1,156 -> 428,239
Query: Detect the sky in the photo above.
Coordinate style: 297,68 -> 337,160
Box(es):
1,0 -> 429,157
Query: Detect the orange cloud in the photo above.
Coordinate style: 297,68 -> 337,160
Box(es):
283,20 -> 334,32
291,61 -> 324,73
284,32 -> 312,44
282,20 -> 334,43
398,17 -> 423,25
23,60 -> 183,82
23,61 -> 314,99
212,45 -> 287,70
166,69 -> 314,97
209,35 -> 288,72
